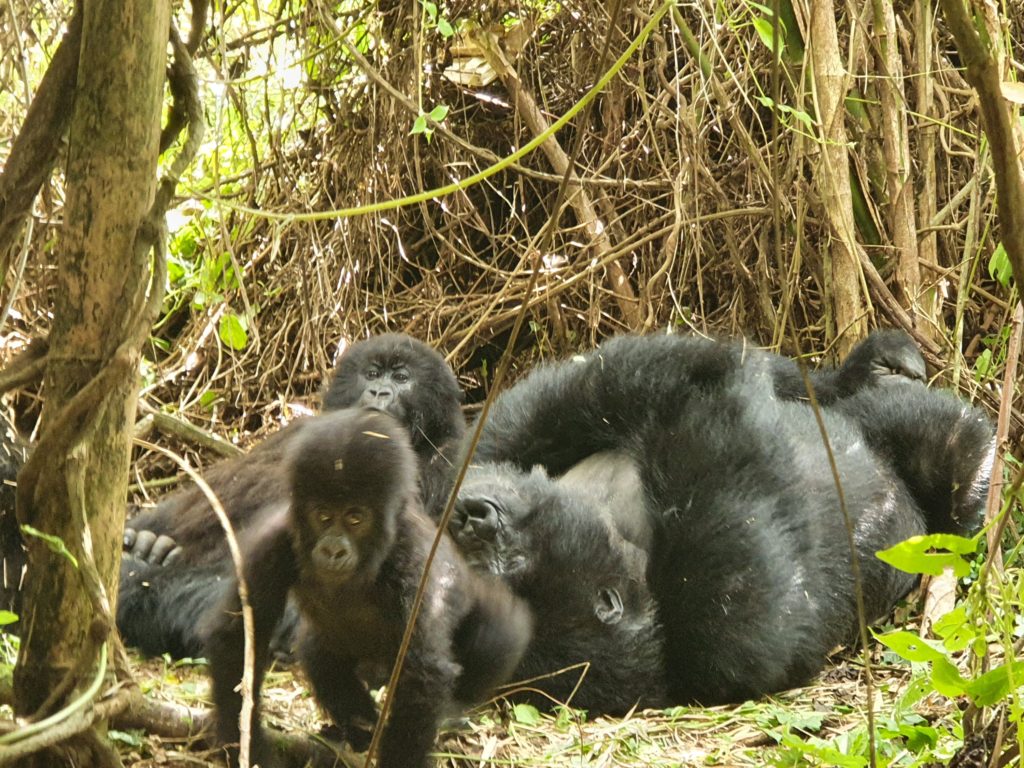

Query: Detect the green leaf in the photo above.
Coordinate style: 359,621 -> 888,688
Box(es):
750,15 -> 786,56
775,102 -> 814,127
931,606 -> 980,652
199,390 -> 220,409
963,660 -> 1024,705
930,656 -> 967,698
428,104 -> 449,122
20,525 -> 79,569
410,114 -> 428,136
875,630 -> 946,663
511,703 -> 541,725
875,533 -> 977,577
974,348 -> 993,380
779,733 -> 868,768
437,17 -> 455,37
218,313 -> 248,351
988,243 -> 1013,287
0,610 -> 18,626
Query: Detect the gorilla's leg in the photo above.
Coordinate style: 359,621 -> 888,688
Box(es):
833,385 -> 995,534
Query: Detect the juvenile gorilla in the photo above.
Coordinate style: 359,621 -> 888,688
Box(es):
119,333 -> 464,658
451,332 -> 992,711
202,409 -> 530,768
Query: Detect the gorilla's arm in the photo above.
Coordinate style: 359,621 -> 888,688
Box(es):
771,329 -> 926,402
472,331 -> 923,475
472,334 -> 744,473
123,423 -> 302,564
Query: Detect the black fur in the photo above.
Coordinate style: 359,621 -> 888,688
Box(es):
201,409 -> 530,768
770,328 -> 927,401
118,333 -> 464,658
471,330 -> 925,475
451,334 -> 992,710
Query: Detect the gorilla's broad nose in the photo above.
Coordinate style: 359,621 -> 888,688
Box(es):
451,497 -> 500,541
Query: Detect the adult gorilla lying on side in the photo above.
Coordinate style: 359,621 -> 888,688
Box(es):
451,331 -> 993,711
118,333 -> 465,658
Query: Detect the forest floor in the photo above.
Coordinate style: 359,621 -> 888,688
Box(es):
119,644 -> 949,768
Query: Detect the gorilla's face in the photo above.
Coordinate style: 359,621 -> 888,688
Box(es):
450,461 -> 666,712
450,463 -> 651,629
322,333 -> 465,454
449,464 -> 534,579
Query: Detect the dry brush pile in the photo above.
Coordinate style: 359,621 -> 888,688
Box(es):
1,0 -> 1019,449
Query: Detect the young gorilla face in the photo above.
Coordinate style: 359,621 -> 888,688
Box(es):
322,333 -> 465,460
290,418 -> 409,587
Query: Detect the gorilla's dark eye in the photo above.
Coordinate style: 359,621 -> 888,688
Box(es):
366,369 -> 380,380
392,371 -> 410,384
345,510 -> 365,527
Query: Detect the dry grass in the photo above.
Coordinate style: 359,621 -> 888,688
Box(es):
119,648 -> 944,768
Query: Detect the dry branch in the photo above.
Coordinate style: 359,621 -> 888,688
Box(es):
477,30 -> 642,328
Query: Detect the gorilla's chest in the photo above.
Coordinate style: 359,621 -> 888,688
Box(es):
294,580 -> 402,657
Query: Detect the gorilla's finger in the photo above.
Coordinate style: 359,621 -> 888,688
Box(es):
149,534 -> 180,565
129,529 -> 157,560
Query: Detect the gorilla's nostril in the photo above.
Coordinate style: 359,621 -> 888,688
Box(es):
456,498 -> 500,541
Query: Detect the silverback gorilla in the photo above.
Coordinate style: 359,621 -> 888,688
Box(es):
450,331 -> 993,711
201,408 -> 530,768
118,333 -> 465,657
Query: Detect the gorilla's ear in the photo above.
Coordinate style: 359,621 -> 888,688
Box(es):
594,587 -> 624,625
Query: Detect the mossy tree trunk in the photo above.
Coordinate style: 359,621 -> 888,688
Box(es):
12,0 -> 169,765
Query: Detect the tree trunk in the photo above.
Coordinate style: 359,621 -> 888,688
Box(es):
12,0 -> 169,764
806,0 -> 867,355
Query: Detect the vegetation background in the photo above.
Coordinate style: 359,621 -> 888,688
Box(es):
0,0 -> 1021,766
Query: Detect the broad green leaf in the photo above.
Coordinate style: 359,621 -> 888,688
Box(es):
219,313 -> 248,351
875,630 -> 945,663
511,703 -> 541,725
964,660 -> 1024,705
988,243 -> 1013,287
930,656 -> 967,698
876,533 -> 976,577
0,610 -> 17,626
437,17 -> 454,37
974,348 -> 993,380
751,17 -> 778,53
428,104 -> 449,122
410,114 -> 428,136
931,606 -> 981,652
